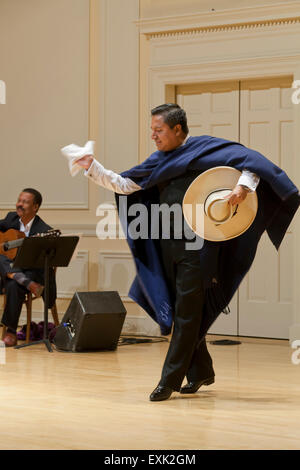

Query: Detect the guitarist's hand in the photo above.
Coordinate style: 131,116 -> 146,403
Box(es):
28,281 -> 44,298
74,155 -> 94,170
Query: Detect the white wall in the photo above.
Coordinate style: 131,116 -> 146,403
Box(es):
0,0 -> 89,209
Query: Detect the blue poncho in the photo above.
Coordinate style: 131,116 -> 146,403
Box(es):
116,136 -> 300,336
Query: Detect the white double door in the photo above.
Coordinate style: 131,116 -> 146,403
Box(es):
177,77 -> 294,339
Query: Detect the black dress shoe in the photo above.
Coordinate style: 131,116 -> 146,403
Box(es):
180,376 -> 215,394
150,384 -> 174,401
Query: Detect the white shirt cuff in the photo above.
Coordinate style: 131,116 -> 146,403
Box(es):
238,169 -> 260,192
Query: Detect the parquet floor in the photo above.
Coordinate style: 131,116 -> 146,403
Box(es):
0,329 -> 299,450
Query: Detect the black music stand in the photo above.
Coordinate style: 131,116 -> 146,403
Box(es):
12,236 -> 79,352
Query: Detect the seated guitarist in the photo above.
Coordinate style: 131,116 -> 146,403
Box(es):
0,188 -> 56,347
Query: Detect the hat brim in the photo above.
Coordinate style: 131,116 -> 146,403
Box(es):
182,166 -> 258,242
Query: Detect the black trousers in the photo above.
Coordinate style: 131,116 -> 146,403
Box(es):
159,239 -> 214,391
0,254 -> 44,331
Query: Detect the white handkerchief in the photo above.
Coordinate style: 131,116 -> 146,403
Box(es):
61,141 -> 95,177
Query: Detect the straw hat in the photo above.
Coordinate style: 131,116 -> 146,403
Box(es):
182,166 -> 258,241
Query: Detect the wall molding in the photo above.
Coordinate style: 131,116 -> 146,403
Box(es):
0,202 -> 89,211
145,18 -> 300,40
98,250 -> 135,302
56,250 -> 89,299
56,223 -> 97,237
137,1 -> 300,35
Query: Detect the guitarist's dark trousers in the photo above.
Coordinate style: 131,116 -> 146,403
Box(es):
0,254 -> 56,331
0,212 -> 57,331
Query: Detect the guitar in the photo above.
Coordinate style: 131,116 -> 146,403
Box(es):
0,229 -> 61,260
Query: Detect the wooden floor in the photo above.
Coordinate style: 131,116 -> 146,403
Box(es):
0,328 -> 300,450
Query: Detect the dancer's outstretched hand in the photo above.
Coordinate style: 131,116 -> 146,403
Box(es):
74,154 -> 94,170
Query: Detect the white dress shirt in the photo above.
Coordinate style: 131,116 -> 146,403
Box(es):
19,217 -> 35,237
84,136 -> 260,195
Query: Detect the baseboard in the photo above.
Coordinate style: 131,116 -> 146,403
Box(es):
122,315 -> 161,337
17,310 -> 162,338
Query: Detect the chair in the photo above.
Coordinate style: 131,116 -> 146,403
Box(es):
1,270 -> 59,343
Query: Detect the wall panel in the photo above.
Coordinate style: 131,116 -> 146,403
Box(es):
0,0 -> 89,209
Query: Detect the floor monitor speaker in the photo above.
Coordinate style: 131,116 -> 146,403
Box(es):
54,291 -> 126,352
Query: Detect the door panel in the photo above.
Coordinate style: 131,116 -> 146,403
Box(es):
176,77 -> 294,338
176,81 -> 239,140
239,77 -> 294,339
